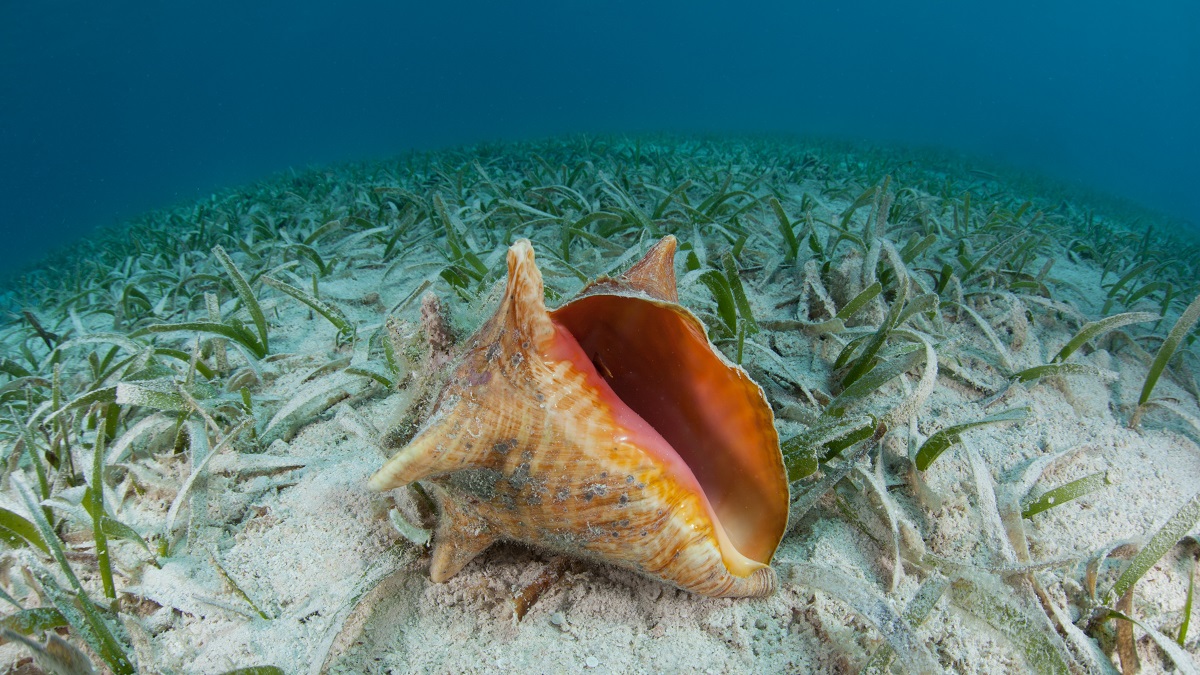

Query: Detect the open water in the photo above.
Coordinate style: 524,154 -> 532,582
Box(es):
1,1 -> 1197,277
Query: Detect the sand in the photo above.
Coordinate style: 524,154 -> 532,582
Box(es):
0,138 -> 1197,674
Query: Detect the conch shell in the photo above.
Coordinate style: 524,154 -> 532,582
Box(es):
370,236 -> 788,597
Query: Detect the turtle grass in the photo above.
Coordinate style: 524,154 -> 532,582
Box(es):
0,134 -> 1197,672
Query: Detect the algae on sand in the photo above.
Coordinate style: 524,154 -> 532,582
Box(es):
0,135 -> 1198,673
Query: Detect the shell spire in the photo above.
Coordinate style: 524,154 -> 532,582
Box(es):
371,237 -> 787,598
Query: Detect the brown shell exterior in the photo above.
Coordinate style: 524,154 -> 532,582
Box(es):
369,237 -> 787,597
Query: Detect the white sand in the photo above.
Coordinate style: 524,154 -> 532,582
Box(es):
2,169 -> 1198,674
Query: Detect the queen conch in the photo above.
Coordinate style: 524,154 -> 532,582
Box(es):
369,236 -> 788,597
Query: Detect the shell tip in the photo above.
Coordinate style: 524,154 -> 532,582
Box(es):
366,470 -> 392,492
427,486 -> 498,582
502,238 -> 555,347
620,235 -> 679,302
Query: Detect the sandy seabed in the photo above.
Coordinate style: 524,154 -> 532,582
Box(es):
0,137 -> 1197,674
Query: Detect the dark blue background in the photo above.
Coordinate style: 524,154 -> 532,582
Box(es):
2,1 -> 1197,275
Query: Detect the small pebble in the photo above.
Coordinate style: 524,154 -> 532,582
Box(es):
585,656 -> 599,668
550,612 -> 565,626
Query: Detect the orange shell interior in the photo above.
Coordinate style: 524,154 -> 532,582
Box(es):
550,294 -> 787,568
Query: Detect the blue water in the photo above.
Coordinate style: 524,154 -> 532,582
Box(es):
1,1 -> 1197,277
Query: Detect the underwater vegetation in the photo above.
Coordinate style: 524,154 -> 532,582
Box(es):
0,135 -> 1196,672
370,235 -> 789,598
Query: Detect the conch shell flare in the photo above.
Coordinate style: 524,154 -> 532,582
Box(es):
370,236 -> 788,597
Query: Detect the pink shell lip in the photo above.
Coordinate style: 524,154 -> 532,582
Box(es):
542,312 -> 776,578
549,238 -> 787,571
